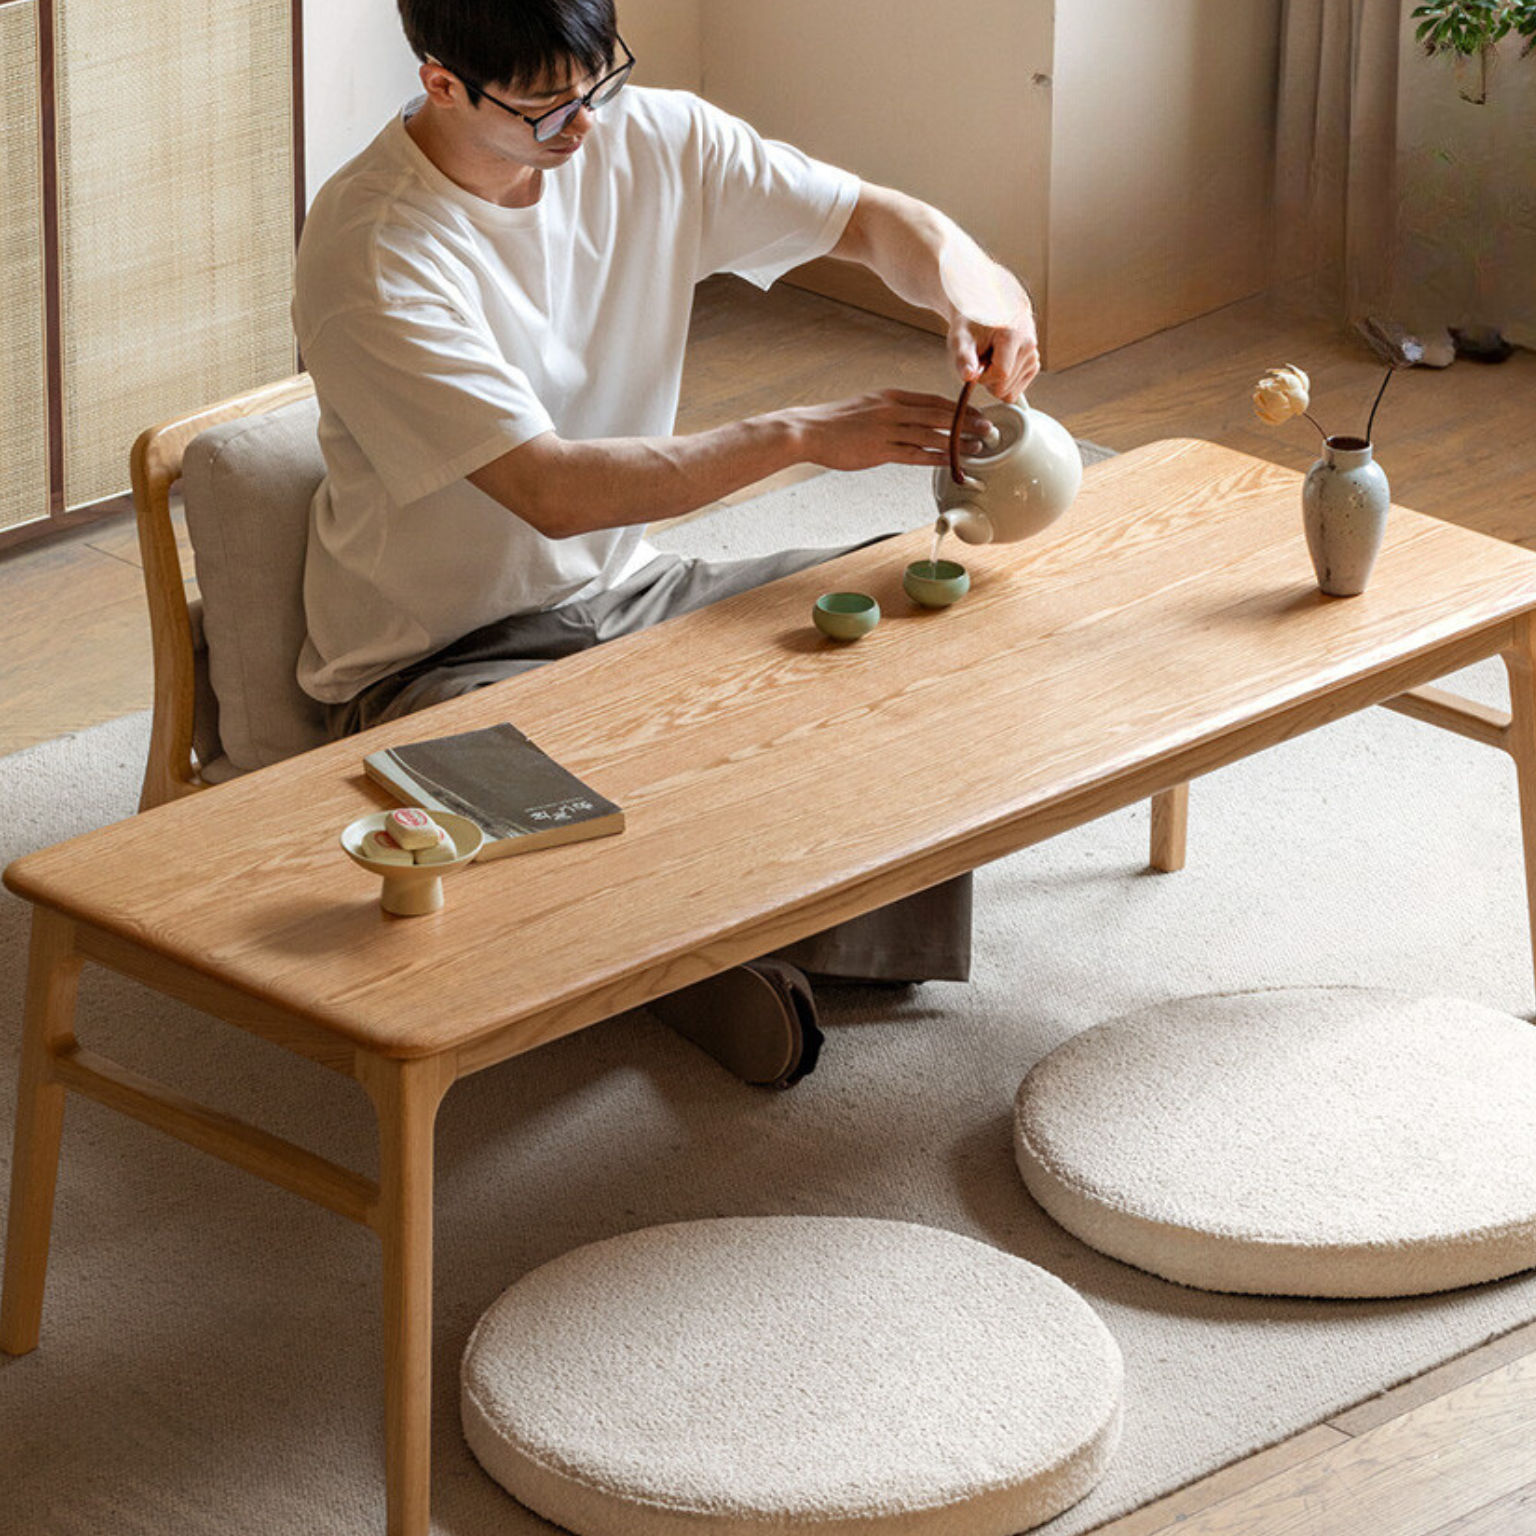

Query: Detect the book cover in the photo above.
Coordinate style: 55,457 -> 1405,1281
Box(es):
364,722 -> 624,861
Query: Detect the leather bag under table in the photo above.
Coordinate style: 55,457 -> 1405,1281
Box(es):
461,1216 -> 1123,1536
1013,987 -> 1536,1297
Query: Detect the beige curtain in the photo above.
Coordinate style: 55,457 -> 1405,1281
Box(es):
1273,0 -> 1403,321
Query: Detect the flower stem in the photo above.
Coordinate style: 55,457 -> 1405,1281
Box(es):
1364,367 -> 1395,443
1302,411 -> 1328,445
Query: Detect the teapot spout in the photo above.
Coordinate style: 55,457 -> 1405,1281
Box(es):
936,507 -> 994,546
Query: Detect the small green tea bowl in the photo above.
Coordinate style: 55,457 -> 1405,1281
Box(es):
813,591 -> 881,641
903,559 -> 970,608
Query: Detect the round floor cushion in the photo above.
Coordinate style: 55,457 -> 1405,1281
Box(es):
1013,988 -> 1536,1297
461,1216 -> 1123,1536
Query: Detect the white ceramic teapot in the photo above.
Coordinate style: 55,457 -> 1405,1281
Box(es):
933,397 -> 1082,545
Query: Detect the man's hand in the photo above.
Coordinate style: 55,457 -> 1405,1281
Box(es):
831,184 -> 1042,404
949,307 -> 1040,404
784,390 -> 991,473
938,232 -> 1040,402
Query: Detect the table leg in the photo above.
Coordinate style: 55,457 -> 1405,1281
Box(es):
359,1052 -> 455,1536
1,909 -> 83,1356
1504,616 -> 1536,1000
1150,784 -> 1189,873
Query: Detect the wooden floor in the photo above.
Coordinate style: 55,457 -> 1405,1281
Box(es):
3,279 -> 1536,1532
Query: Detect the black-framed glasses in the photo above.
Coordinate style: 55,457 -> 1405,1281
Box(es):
438,35 -> 635,142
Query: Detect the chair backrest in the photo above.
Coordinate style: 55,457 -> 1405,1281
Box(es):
130,374 -> 324,810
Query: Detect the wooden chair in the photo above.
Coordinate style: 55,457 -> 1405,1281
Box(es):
129,374 -> 322,811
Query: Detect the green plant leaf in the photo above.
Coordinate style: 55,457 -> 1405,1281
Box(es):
1410,0 -> 1526,52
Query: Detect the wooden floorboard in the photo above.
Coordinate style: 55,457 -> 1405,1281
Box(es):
1084,1320 -> 1536,1536
1086,1426 -> 1353,1536
1325,1316 -> 1536,1437
2,277 -> 1536,1531
0,521 -> 156,754
1420,1481 -> 1536,1536
1108,1353 -> 1536,1536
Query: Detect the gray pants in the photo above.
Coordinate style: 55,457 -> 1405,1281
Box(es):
329,543 -> 971,982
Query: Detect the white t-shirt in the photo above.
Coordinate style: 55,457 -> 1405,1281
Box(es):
293,86 -> 859,703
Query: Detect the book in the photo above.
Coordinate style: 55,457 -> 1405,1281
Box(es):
364,722 -> 624,861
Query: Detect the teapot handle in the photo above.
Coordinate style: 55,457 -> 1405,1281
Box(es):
946,344 -> 997,486
947,378 -> 976,487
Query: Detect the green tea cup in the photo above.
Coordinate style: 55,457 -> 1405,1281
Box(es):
813,591 -> 881,641
903,559 -> 970,608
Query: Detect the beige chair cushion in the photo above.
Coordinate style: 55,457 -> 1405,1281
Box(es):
461,1216 -> 1123,1536
1014,987 -> 1536,1297
181,396 -> 329,774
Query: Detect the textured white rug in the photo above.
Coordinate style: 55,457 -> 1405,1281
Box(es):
2,462 -> 1533,1535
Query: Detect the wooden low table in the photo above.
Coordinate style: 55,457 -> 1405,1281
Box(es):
7,439 -> 1536,1535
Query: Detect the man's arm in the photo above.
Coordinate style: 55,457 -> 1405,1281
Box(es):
468,389 -> 985,539
829,182 -> 1039,404
468,186 -> 1019,542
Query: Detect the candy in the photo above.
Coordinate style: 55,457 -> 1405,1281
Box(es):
412,826 -> 458,865
387,807 -> 440,850
361,828 -> 414,866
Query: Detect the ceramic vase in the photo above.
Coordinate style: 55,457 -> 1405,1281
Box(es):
1302,436 -> 1390,597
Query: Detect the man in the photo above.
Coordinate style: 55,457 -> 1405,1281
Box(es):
294,0 -> 1040,1087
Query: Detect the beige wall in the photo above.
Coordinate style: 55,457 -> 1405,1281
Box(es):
1393,22 -> 1536,349
623,0 -> 703,90
1046,0 -> 1281,367
699,0 -> 1281,367
700,0 -> 1056,302
303,1 -> 422,201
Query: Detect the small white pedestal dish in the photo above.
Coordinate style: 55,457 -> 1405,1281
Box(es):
340,810 -> 484,916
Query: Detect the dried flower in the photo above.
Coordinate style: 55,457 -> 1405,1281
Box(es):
1250,361 -> 1403,446
1252,365 -> 1311,425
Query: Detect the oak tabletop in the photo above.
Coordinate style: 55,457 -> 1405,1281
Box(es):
9,439 -> 1536,1061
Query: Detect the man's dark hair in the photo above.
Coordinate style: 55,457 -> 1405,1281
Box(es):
398,0 -> 617,102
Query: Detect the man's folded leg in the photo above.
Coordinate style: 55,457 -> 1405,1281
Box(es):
647,875 -> 970,1088
648,958 -> 823,1090
774,875 -> 973,985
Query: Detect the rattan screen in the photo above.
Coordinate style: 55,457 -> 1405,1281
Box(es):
0,1 -> 48,532
55,0 -> 297,509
